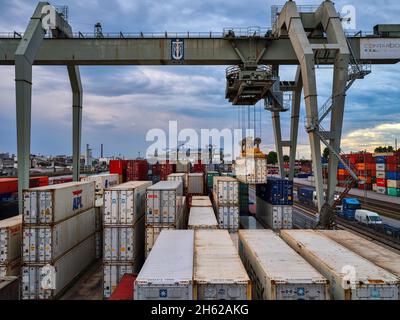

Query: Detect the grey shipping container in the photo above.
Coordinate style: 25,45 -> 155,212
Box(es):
146,181 -> 184,226
188,207 -> 218,230
135,230 -> 194,300
23,181 -> 95,224
167,173 -> 186,195
103,216 -> 145,263
216,206 -> 239,232
194,230 -> 251,300
238,230 -> 329,300
0,215 -> 22,266
318,230 -> 400,278
281,230 -> 400,300
104,181 -> 151,226
187,173 -> 205,195
0,277 -> 20,300
256,198 -> 293,230
23,207 -> 96,263
21,234 -> 96,300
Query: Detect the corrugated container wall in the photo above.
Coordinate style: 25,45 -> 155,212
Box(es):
81,174 -> 119,191
135,230 -> 194,300
167,173 -> 187,196
23,181 -> 95,224
188,207 -> 218,230
238,230 -> 328,300
0,215 -> 22,277
194,230 -> 251,300
187,173 -> 205,195
213,177 -> 239,206
235,157 -> 268,184
280,230 -> 400,300
256,198 -> 293,230
256,178 -> 293,205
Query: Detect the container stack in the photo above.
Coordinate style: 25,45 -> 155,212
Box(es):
375,155 -> 387,194
145,181 -> 186,257
21,181 -> 96,300
0,215 -> 22,278
212,177 -> 239,233
256,177 -> 293,230
152,161 -> 176,183
81,173 -> 119,197
167,173 -> 187,196
126,160 -> 149,182
234,156 -> 268,184
374,153 -> 400,196
102,181 -> 151,298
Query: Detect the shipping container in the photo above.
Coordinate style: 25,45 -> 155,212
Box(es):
135,230 -> 194,300
95,198 -> 103,231
256,178 -> 293,205
126,160 -> 149,181
216,206 -> 239,232
0,257 -> 20,278
387,172 -> 400,180
23,181 -> 95,224
23,208 -> 96,264
108,274 -> 137,300
256,198 -> 292,230
104,181 -> 151,226
213,177 -> 239,206
188,207 -> 218,230
144,226 -> 175,258
187,173 -> 205,195
167,173 -> 186,195
376,186 -> 387,195
103,263 -> 139,298
103,216 -> 145,263
176,160 -> 190,173
21,234 -> 96,300
376,171 -> 386,179
81,174 -> 119,191
376,163 -> 386,171
235,157 -> 267,184
95,231 -> 102,260
239,216 -> 264,230
194,230 -> 251,300
280,230 -> 400,300
387,180 -> 400,189
0,277 -> 19,300
387,188 -> 400,197
375,156 -> 386,164
191,198 -> 212,207
238,230 -> 328,300
0,215 -> 22,265
146,181 -> 184,226
206,171 -> 220,190
318,230 -> 400,278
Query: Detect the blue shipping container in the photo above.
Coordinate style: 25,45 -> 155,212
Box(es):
338,163 -> 346,169
256,177 -> 293,205
386,172 -> 400,180
296,173 -> 311,179
298,187 -> 315,206
375,156 -> 386,164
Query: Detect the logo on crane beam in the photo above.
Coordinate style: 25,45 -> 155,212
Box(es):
171,39 -> 184,61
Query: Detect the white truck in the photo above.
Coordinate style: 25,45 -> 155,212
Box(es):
355,209 -> 383,225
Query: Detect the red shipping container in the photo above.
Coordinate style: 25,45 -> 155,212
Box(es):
109,160 -> 128,176
126,160 -> 148,181
386,155 -> 400,164
386,163 -> 400,172
0,176 -> 49,194
192,164 -> 206,173
108,274 -> 137,300
358,183 -> 372,190
376,178 -> 387,187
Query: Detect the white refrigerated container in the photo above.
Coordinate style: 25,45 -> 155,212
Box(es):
238,230 -> 329,300
213,177 -> 239,206
144,225 -> 175,258
0,215 -> 22,265
21,234 -> 96,300
188,207 -> 218,230
103,216 -> 145,263
23,181 -> 95,224
216,206 -> 239,232
135,230 -> 194,300
281,230 -> 400,300
104,181 -> 151,226
167,173 -> 186,195
146,181 -> 183,226
81,173 -> 119,191
235,157 -> 268,184
194,230 -> 251,300
256,198 -> 293,230
103,263 -> 140,298
22,208 -> 96,263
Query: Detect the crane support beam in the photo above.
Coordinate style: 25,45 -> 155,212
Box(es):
0,37 -> 399,66
67,65 -> 83,182
14,2 -> 48,213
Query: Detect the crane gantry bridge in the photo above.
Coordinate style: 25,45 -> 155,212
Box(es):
1,1 -> 400,226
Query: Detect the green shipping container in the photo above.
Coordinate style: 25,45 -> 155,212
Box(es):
387,187 -> 400,197
239,182 -> 249,214
207,171 -> 220,189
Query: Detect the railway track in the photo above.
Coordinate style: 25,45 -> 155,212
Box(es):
293,203 -> 400,253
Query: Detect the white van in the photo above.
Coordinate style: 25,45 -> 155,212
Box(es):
355,209 -> 383,225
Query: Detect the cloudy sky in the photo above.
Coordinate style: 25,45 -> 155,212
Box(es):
0,0 -> 399,159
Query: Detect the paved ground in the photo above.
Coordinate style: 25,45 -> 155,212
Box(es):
61,260 -> 103,300
294,178 -> 400,204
